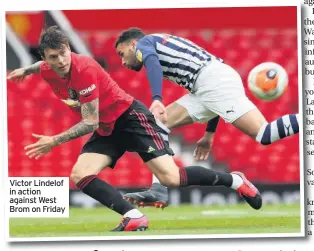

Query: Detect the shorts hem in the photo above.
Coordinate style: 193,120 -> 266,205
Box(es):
175,98 -> 199,123
227,106 -> 257,124
140,150 -> 174,163
79,150 -> 119,169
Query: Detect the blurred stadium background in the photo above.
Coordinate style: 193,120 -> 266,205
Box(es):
6,7 -> 301,208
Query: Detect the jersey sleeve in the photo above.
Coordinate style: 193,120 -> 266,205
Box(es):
135,36 -> 158,63
75,67 -> 99,104
136,36 -> 164,100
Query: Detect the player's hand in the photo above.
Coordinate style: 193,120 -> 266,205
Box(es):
25,134 -> 57,160
7,68 -> 27,83
193,132 -> 215,161
149,100 -> 167,123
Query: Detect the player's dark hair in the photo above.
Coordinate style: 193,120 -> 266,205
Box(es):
38,25 -> 69,57
114,28 -> 145,48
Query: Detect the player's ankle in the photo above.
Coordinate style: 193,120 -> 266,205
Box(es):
123,209 -> 144,219
230,174 -> 244,190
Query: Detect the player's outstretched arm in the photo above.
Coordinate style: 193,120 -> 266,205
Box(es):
24,61 -> 43,75
7,61 -> 43,83
53,98 -> 99,145
144,55 -> 163,101
143,55 -> 168,122
24,98 -> 99,160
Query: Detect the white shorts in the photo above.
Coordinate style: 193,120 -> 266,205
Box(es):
176,60 -> 256,124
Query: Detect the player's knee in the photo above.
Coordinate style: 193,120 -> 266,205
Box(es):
146,155 -> 180,187
70,169 -> 83,184
158,174 -> 179,187
70,163 -> 90,184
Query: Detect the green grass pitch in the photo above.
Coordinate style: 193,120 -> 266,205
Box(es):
9,203 -> 302,238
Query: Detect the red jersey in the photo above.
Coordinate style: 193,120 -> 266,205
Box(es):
40,52 -> 134,136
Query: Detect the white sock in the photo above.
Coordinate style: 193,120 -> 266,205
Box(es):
152,174 -> 161,184
230,174 -> 244,190
124,209 -> 143,219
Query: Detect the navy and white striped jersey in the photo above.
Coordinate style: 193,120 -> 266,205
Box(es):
135,33 -> 223,92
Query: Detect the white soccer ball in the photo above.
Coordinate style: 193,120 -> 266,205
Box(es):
247,62 -> 289,101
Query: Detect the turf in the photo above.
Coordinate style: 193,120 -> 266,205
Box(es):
9,203 -> 302,238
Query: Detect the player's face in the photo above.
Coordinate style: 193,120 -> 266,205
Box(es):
116,42 -> 142,72
42,44 -> 72,76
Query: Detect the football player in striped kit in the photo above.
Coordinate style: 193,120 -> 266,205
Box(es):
115,28 -> 299,208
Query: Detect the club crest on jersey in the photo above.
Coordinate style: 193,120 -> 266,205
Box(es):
68,87 -> 78,100
136,49 -> 143,62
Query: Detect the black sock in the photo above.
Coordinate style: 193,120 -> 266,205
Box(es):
179,166 -> 233,187
76,175 -> 135,215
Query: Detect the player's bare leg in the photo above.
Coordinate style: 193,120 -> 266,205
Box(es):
144,155 -> 262,210
231,108 -> 267,139
124,102 -> 194,208
232,108 -> 299,144
163,102 -> 194,129
72,153 -> 148,231
70,153 -> 111,184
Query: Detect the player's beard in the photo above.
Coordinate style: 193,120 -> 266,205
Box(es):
131,62 -> 143,71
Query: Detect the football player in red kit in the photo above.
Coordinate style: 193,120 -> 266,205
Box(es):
8,26 -> 262,232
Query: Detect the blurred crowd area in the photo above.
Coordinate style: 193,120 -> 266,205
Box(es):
6,7 -> 300,188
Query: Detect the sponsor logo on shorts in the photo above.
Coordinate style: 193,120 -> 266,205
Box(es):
147,146 -> 155,153
226,106 -> 235,114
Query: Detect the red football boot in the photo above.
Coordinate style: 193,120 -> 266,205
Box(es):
232,171 -> 262,210
110,215 -> 149,231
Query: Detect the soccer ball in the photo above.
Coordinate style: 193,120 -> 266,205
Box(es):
247,62 -> 288,101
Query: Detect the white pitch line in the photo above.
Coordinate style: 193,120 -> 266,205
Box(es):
201,210 -> 298,217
